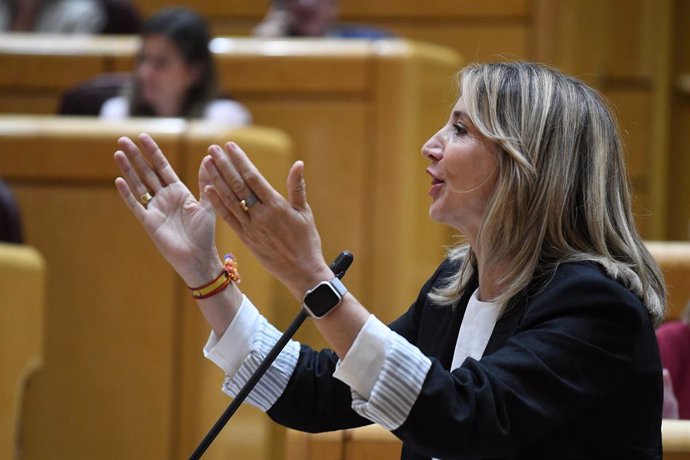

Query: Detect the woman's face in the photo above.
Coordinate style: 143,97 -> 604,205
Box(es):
422,97 -> 500,239
135,34 -> 201,113
286,0 -> 337,36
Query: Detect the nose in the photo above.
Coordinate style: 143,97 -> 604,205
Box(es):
136,61 -> 154,81
421,132 -> 444,161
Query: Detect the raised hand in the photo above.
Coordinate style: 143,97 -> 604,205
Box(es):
202,142 -> 333,300
114,133 -> 222,286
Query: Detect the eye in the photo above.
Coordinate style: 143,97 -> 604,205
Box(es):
452,122 -> 467,136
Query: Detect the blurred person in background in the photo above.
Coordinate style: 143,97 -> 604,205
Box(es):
0,0 -> 106,33
657,302 -> 690,419
253,0 -> 392,39
0,179 -> 23,244
100,7 -> 251,125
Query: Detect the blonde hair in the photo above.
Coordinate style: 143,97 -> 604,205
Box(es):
429,62 -> 666,325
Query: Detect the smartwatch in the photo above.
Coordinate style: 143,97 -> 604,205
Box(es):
302,277 -> 348,319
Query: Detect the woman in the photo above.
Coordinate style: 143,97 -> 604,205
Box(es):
0,0 -> 105,33
253,0 -> 392,39
101,7 -> 251,125
114,62 -> 665,459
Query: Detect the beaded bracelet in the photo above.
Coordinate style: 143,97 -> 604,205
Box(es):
189,254 -> 240,300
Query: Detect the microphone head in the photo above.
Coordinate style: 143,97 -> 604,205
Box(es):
330,251 -> 354,279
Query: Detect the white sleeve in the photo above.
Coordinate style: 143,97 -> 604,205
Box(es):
203,100 -> 253,127
333,315 -> 432,431
99,97 -> 129,120
203,295 -> 300,411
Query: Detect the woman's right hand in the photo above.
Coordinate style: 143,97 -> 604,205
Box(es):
113,133 -> 223,287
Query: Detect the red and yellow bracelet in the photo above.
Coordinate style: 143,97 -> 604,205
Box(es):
189,254 -> 241,300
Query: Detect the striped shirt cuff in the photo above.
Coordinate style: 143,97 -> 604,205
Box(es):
334,316 -> 432,431
333,315 -> 389,398
204,295 -> 258,376
203,296 -> 300,412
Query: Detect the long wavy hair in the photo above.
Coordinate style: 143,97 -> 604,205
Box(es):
429,62 -> 666,325
127,7 -> 218,118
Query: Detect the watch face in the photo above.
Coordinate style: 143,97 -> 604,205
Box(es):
304,282 -> 341,318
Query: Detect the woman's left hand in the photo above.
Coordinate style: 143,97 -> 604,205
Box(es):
202,142 -> 333,300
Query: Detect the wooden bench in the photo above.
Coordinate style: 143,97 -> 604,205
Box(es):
0,116 -> 292,459
646,241 -> 690,321
136,0 -> 532,62
0,33 -> 135,114
0,36 -> 463,327
664,419 -> 690,460
0,243 -> 45,460
286,425 -> 401,460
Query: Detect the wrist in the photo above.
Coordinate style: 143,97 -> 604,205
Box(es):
290,266 -> 335,301
179,258 -> 224,288
187,254 -> 241,300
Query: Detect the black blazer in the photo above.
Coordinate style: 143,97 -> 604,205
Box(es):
268,260 -> 662,459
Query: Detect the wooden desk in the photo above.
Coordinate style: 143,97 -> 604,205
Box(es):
646,241 -> 690,321
0,116 -> 292,460
663,419 -> 690,460
0,36 -> 462,335
0,33 -> 136,113
286,425 -> 401,460
0,243 -> 44,460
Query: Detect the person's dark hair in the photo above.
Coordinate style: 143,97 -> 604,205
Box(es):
128,7 -> 218,117
0,179 -> 24,244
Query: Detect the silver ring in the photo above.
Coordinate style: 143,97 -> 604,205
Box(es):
240,193 -> 258,212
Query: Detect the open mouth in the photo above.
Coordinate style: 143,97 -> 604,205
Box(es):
426,168 -> 444,185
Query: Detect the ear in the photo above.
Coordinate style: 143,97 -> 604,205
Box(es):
186,62 -> 205,87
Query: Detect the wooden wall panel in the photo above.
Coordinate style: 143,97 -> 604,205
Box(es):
17,186 -> 178,460
133,0 -> 532,63
604,89 -> 653,237
668,0 -> 690,240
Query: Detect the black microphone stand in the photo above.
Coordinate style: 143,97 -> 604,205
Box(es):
188,251 -> 354,459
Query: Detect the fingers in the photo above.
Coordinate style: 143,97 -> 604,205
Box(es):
117,135 -> 164,193
204,183 -> 242,232
203,151 -> 249,223
137,133 -> 180,185
219,142 -> 280,204
197,157 -> 218,216
287,160 -> 307,210
113,150 -> 154,208
207,144 -> 254,208
114,176 -> 147,222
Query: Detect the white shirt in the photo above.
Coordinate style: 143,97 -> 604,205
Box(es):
99,96 -> 253,127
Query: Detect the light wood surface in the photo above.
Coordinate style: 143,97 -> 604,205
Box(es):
663,419 -> 690,460
646,241 -> 690,321
0,243 -> 44,460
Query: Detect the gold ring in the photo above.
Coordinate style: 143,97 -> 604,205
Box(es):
140,192 -> 153,206
240,193 -> 258,213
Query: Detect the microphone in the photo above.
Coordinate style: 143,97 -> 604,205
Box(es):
188,251 -> 354,459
